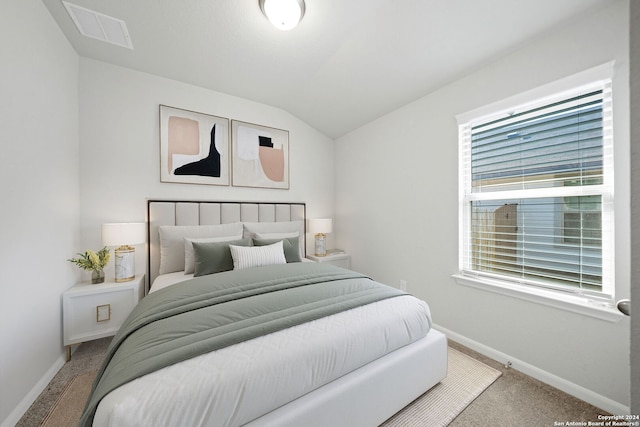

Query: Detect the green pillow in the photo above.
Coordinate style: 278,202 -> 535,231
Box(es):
193,238 -> 251,276
252,236 -> 301,263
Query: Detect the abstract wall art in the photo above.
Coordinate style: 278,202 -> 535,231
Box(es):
231,120 -> 289,189
160,105 -> 230,185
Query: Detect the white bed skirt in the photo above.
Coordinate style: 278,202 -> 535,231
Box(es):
246,329 -> 448,427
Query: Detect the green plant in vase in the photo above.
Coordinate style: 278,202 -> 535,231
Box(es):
68,247 -> 110,284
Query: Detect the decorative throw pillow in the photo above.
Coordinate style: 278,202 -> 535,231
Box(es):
252,236 -> 301,263
192,238 -> 251,277
159,223 -> 243,274
184,235 -> 242,274
243,221 -> 304,258
229,241 -> 286,270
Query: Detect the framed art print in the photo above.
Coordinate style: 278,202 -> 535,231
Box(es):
160,105 -> 230,186
231,120 -> 289,189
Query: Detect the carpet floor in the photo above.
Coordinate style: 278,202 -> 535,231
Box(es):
447,341 -> 610,427
16,339 -> 110,427
39,371 -> 95,427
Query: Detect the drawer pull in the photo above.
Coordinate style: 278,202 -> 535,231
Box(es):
97,304 -> 111,322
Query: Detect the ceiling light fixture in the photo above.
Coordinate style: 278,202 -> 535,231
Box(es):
259,0 -> 305,31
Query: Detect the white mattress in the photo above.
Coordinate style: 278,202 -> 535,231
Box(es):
94,274 -> 432,427
148,270 -> 194,293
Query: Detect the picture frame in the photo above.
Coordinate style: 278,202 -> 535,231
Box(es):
231,120 -> 289,189
159,105 -> 230,186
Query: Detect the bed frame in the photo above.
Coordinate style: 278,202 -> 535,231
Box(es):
145,199 -> 447,426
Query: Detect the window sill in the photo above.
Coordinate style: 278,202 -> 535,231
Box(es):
452,274 -> 624,322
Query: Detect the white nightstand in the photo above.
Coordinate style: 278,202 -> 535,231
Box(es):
62,275 -> 144,360
307,253 -> 351,269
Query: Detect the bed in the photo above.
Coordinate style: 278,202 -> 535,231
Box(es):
80,200 -> 448,427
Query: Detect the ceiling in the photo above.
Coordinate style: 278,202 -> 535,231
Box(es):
42,0 -> 610,139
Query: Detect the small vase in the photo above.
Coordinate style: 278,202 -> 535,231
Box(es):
91,269 -> 105,284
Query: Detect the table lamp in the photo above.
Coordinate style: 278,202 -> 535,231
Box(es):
102,222 -> 146,282
309,218 -> 332,256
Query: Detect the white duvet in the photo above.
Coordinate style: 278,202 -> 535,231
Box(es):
93,277 -> 432,427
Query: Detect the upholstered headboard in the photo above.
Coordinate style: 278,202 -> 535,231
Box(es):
147,200 -> 306,290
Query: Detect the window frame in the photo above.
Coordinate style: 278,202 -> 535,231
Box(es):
454,63 -> 621,322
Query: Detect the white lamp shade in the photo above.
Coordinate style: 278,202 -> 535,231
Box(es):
309,218 -> 332,235
260,0 -> 305,31
102,223 -> 146,247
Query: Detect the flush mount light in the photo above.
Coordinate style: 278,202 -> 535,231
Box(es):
259,0 -> 305,31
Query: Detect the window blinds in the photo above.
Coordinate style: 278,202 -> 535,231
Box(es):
470,90 -> 604,192
459,82 -> 613,299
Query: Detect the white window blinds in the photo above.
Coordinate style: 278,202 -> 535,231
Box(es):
459,81 -> 614,300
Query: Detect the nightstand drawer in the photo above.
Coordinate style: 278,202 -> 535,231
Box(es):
62,276 -> 143,347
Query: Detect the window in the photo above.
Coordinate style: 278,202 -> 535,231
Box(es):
458,80 -> 614,304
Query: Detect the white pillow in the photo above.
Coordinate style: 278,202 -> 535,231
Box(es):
254,231 -> 299,240
242,221 -> 303,239
159,223 -> 244,274
229,241 -> 286,270
184,235 -> 242,274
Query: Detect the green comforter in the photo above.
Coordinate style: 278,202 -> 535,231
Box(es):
79,262 -> 406,427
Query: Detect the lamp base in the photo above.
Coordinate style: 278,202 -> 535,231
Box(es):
114,246 -> 135,282
314,233 -> 327,257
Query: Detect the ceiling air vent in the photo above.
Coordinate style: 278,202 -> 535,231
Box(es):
62,1 -> 133,49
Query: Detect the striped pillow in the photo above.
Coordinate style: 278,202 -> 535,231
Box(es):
229,241 -> 286,270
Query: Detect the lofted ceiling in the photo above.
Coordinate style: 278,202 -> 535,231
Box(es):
42,0 -> 610,139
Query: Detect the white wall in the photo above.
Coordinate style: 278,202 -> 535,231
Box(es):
78,58 -> 336,283
335,0 -> 630,413
1,16 -> 334,425
0,0 -> 80,425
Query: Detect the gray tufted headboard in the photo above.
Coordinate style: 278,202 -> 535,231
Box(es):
147,200 -> 306,291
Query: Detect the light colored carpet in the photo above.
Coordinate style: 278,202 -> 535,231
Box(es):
37,346 -> 499,427
40,371 -> 95,427
381,347 -> 501,426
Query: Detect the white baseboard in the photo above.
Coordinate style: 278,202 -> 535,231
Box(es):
1,353 -> 66,427
433,324 -> 630,416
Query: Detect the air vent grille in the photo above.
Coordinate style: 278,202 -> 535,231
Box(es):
63,1 -> 133,49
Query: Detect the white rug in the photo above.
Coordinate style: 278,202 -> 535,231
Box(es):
381,347 -> 502,426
